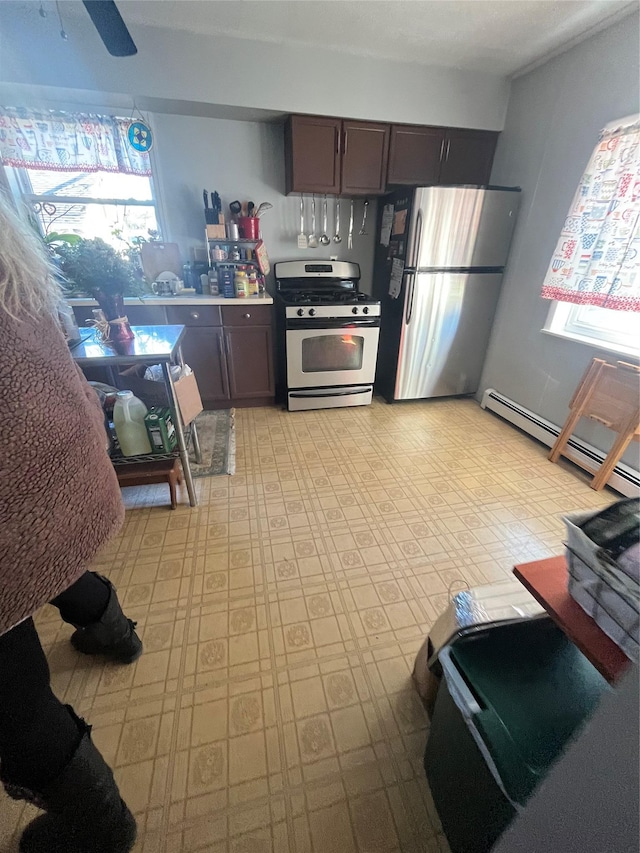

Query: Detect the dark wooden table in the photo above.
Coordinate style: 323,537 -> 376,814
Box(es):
514,556 -> 631,684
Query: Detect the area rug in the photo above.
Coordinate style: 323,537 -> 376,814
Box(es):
189,409 -> 235,477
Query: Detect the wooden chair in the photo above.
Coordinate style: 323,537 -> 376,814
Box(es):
549,358 -> 640,491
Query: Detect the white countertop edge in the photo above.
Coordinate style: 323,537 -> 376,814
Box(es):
68,295 -> 274,307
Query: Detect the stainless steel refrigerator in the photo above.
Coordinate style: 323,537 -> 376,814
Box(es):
373,185 -> 520,401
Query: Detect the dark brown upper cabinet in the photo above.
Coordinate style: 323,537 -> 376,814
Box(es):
387,125 -> 445,185
285,115 -> 389,196
438,129 -> 499,186
340,120 -> 390,196
285,115 -> 342,195
285,114 -> 499,195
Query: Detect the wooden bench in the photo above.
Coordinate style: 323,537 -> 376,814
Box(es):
115,458 -> 183,509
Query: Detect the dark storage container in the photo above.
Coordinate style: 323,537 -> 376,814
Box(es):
424,618 -> 610,853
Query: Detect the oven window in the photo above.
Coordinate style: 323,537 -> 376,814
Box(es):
302,334 -> 364,372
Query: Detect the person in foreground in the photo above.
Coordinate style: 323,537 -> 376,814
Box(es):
0,192 -> 141,853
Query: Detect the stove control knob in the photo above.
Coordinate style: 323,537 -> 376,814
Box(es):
363,306 -> 369,314
297,308 -> 305,316
352,306 -> 359,314
309,308 -> 317,316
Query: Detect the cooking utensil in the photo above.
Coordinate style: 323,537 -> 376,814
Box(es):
333,197 -> 342,243
320,195 -> 330,245
308,196 -> 319,249
253,202 -> 273,218
247,201 -> 255,217
229,200 -> 242,220
348,199 -> 354,250
297,195 -> 308,249
359,199 -> 369,235
203,190 -> 215,224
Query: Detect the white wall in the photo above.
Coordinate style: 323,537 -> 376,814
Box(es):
479,14 -> 640,459
151,114 -> 377,290
0,5 -> 510,129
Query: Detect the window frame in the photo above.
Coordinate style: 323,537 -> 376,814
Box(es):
5,164 -> 163,246
543,300 -> 640,359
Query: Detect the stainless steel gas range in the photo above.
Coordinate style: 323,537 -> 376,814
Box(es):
274,261 -> 381,411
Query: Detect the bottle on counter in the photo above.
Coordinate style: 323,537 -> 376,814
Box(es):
219,265 -> 236,298
234,266 -> 249,298
113,391 -> 152,456
247,268 -> 259,296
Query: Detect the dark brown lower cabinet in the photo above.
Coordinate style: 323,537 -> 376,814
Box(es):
221,305 -> 274,406
180,325 -> 229,405
225,325 -> 274,399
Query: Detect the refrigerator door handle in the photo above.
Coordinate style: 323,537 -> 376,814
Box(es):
405,272 -> 416,325
411,209 -> 423,270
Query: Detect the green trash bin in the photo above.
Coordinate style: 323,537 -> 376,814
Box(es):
424,618 -> 611,853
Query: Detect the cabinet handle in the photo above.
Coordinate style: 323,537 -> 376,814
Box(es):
439,138 -> 445,162
190,311 -> 200,319
217,333 -> 225,360
445,139 -> 451,161
336,129 -> 340,156
344,130 -> 348,155
243,313 -> 251,319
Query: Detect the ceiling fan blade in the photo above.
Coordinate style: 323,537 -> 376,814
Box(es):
82,0 -> 137,57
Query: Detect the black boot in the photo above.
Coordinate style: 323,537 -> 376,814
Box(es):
3,708 -> 137,853
70,575 -> 142,664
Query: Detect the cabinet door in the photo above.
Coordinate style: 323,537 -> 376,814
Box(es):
180,326 -> 229,405
341,120 -> 390,195
387,125 -> 445,185
438,129 -> 499,186
285,115 -> 342,195
225,326 -> 274,399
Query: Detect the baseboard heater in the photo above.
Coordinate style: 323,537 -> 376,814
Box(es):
480,389 -> 640,498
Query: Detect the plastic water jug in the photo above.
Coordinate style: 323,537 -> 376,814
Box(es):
113,391 -> 152,456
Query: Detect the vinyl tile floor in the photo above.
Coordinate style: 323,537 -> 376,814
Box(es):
1,398 -> 614,853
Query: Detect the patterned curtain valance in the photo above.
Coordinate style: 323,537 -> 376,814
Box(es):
540,116 -> 640,312
0,107 -> 152,176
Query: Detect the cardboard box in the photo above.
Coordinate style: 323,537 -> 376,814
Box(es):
174,371 -> 203,425
117,365 -> 203,426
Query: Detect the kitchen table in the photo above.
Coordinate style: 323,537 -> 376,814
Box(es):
72,325 -> 201,507
513,556 -> 631,684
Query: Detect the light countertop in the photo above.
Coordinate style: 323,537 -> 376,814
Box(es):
68,294 -> 274,307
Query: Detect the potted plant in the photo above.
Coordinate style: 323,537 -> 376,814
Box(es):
57,238 -> 143,342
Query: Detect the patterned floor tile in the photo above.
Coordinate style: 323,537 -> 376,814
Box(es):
2,397 -> 616,852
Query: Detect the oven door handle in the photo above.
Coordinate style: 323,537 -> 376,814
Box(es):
286,318 -> 380,330
289,386 -> 372,398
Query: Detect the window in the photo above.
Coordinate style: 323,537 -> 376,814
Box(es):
544,300 -> 640,358
5,165 -> 161,250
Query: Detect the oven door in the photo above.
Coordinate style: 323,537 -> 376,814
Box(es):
286,318 -> 380,389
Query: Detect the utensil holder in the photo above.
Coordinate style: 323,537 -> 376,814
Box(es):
238,217 -> 260,239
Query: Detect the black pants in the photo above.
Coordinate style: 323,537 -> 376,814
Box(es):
0,572 -> 109,792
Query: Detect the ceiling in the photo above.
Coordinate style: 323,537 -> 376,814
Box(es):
94,0 -> 638,76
